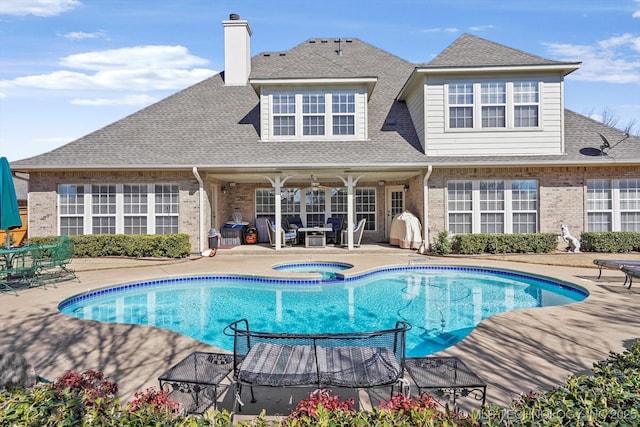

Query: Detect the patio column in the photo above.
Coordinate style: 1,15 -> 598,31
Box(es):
339,175 -> 362,250
265,175 -> 291,250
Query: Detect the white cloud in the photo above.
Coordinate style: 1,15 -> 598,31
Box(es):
0,45 -> 215,92
71,94 -> 159,106
62,30 -> 107,40
634,0 -> 640,18
422,27 -> 458,33
0,92 -> 6,99
468,25 -> 495,32
545,33 -> 640,85
0,0 -> 81,17
60,45 -> 208,71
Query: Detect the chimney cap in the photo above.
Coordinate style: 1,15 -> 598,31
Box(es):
229,13 -> 240,20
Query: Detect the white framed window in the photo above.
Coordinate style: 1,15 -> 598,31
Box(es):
511,180 -> 538,233
588,179 -> 640,232
302,94 -> 325,136
447,181 -> 472,234
124,184 -> 148,234
448,83 -> 474,129
355,188 -> 376,230
447,180 -> 538,234
255,186 -> 376,230
513,81 -> 539,127
446,80 -> 540,130
332,93 -> 355,135
305,188 -> 327,226
480,181 -> 505,233
620,179 -> 640,232
92,184 -> 116,234
267,89 -> 363,139
59,184 -> 85,235
273,94 -> 296,136
155,184 -> 179,234
481,82 -> 506,128
58,183 -> 179,236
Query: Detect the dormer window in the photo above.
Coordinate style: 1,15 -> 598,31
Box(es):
446,80 -> 540,130
273,94 -> 296,136
261,87 -> 366,140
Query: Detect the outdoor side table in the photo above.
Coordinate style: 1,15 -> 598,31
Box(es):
158,351 -> 235,414
404,356 -> 487,408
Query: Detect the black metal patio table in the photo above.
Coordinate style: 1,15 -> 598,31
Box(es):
158,351 -> 236,414
404,356 -> 487,408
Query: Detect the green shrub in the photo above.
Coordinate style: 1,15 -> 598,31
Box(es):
580,232 -> 640,253
430,231 -> 452,255
29,234 -> 191,258
451,233 -> 557,255
482,340 -> 640,426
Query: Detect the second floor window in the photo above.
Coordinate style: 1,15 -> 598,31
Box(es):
269,90 -> 361,139
449,83 -> 474,129
481,82 -> 506,128
447,80 -> 540,130
273,94 -> 296,136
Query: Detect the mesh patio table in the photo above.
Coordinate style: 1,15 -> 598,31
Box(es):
158,352 -> 236,414
404,356 -> 486,408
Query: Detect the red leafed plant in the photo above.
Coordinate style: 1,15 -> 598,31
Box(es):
128,387 -> 180,413
53,369 -> 118,403
378,393 -> 438,412
288,389 -> 356,419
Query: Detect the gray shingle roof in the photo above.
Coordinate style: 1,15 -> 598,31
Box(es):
11,35 -> 638,171
421,33 -> 578,69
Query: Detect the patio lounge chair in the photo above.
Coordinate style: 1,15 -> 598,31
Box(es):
286,216 -> 304,244
37,236 -> 76,283
341,218 -> 366,247
266,220 -> 297,247
326,217 -> 343,244
593,259 -> 640,279
621,266 -> 640,289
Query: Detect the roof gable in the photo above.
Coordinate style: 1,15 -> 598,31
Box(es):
422,33 -> 574,68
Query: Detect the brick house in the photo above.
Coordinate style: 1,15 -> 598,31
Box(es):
11,14 -> 640,252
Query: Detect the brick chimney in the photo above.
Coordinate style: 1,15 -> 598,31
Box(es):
223,13 -> 252,86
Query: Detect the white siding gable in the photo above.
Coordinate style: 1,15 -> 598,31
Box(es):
419,72 -> 565,156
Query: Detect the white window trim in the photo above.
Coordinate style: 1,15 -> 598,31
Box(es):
264,87 -> 365,141
446,179 -> 539,234
58,183 -> 178,235
587,179 -> 640,232
445,80 -> 542,132
255,186 -> 377,231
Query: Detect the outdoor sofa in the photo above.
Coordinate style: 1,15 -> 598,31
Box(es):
223,318 -> 411,411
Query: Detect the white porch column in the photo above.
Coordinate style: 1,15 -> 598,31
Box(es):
265,175 -> 291,250
423,165 -> 433,248
339,175 -> 362,250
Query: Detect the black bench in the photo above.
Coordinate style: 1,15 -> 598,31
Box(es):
223,318 -> 411,411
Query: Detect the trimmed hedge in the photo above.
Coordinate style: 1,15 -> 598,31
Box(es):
450,233 -> 558,255
580,232 -> 640,253
29,234 -> 191,258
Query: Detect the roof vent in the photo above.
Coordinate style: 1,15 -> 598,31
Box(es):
229,13 -> 240,20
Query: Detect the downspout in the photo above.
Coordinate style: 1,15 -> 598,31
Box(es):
422,165 -> 433,251
192,167 -> 205,253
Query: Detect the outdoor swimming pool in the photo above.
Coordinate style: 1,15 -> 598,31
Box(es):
59,265 -> 587,357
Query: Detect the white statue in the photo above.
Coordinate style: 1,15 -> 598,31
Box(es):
561,224 -> 581,253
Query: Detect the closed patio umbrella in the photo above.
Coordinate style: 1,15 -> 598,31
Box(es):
0,157 -> 22,248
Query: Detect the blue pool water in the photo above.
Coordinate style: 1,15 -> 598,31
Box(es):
59,265 -> 587,357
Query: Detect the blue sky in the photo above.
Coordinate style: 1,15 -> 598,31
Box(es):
1,0 -> 639,162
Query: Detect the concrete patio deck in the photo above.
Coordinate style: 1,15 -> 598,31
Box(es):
1,244 -> 639,419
